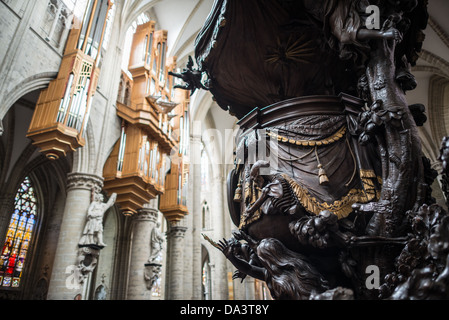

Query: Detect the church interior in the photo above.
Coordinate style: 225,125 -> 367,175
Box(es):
0,0 -> 449,300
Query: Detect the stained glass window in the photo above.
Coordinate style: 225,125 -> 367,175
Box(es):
202,259 -> 211,300
0,177 -> 38,288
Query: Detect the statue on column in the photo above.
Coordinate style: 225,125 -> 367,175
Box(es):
149,222 -> 164,264
187,0 -> 449,300
79,192 -> 117,248
75,192 -> 116,289
145,221 -> 164,291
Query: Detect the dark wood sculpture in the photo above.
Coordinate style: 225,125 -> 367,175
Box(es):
168,56 -> 209,95
175,0 -> 449,300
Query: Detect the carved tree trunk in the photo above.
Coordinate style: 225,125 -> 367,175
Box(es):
364,36 -> 425,237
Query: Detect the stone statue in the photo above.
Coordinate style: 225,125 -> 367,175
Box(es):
144,263 -> 162,291
191,0 -> 449,300
75,192 -> 116,289
144,223 -> 164,291
79,192 -> 117,248
149,222 -> 164,263
75,246 -> 100,285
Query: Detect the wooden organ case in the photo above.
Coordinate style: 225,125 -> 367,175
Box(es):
103,21 -> 189,221
27,0 -> 113,160
159,89 -> 190,222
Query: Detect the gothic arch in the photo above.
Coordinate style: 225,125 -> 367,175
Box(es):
0,90 -> 71,205
0,167 -> 66,299
0,175 -> 40,297
201,244 -> 211,300
190,90 -> 214,123
71,119 -> 97,174
0,88 -> 71,299
0,72 -> 57,120
427,75 -> 449,160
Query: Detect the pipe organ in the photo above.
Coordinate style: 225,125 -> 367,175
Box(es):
27,0 -> 113,160
159,89 -> 190,222
103,21 -> 190,221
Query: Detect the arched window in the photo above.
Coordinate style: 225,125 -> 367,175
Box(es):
201,149 -> 209,191
202,253 -> 211,300
117,74 -> 124,103
201,202 -> 211,230
124,85 -> 131,106
0,177 -> 38,288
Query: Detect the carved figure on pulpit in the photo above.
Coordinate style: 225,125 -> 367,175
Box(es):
215,230 -> 329,300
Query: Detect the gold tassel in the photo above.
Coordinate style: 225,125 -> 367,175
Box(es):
234,183 -> 242,202
318,164 -> 329,185
315,146 -> 329,185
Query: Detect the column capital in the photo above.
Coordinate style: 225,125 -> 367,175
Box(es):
67,172 -> 104,192
190,134 -> 202,144
168,225 -> 187,239
135,207 -> 159,223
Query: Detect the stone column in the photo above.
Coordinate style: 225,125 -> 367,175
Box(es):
0,192 -> 14,237
244,277 -> 256,300
47,173 -> 103,300
126,205 -> 159,300
190,134 -> 203,300
211,171 -> 229,299
166,222 -> 187,300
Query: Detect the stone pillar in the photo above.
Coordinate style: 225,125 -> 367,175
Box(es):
47,173 -> 103,300
211,171 -> 229,299
190,134 -> 203,300
0,191 -> 14,237
166,222 -> 187,300
126,205 -> 159,300
244,277 -> 256,300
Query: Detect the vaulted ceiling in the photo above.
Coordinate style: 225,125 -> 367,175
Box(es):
119,0 -> 213,66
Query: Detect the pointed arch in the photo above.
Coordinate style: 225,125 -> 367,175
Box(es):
0,176 -> 38,288
201,244 -> 211,300
0,72 -> 58,120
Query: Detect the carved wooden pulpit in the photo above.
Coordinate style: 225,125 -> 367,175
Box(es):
175,0 -> 449,300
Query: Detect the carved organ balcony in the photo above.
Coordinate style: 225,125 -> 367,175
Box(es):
103,120 -> 170,216
159,90 -> 190,222
117,22 -> 177,154
27,0 -> 113,160
103,22 -> 187,217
